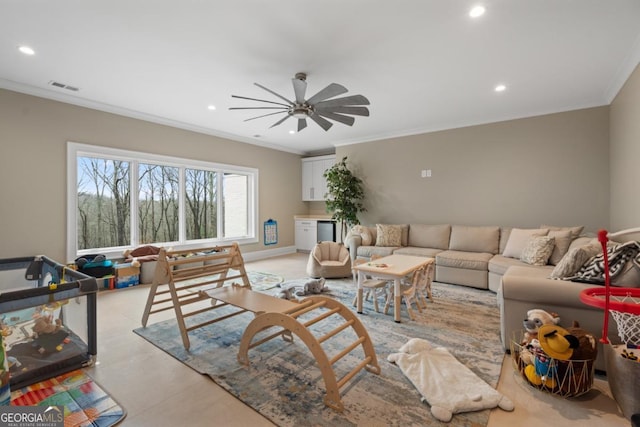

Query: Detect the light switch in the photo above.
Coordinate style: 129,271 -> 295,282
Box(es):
421,169 -> 427,178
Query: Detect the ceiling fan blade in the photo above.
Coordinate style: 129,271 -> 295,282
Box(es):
292,77 -> 307,104
254,83 -> 294,106
309,113 -> 333,131
316,111 -> 355,126
243,110 -> 288,122
315,94 -> 370,109
306,83 -> 348,105
298,118 -> 307,132
231,94 -> 290,107
314,105 -> 370,116
229,107 -> 288,110
269,114 -> 292,128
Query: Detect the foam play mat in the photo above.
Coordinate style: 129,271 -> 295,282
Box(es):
9,369 -> 126,426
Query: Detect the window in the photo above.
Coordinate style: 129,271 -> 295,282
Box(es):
67,142 -> 258,260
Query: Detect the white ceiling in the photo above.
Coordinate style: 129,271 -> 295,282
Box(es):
2,1 -> 640,155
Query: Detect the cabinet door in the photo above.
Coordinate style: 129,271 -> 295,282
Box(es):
301,156 -> 335,201
301,161 -> 314,200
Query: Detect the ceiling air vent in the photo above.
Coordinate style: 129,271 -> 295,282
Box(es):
48,80 -> 80,91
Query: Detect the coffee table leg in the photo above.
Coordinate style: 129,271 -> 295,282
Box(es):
394,278 -> 401,323
357,272 -> 364,314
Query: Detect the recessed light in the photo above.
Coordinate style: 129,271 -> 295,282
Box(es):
18,46 -> 35,55
289,130 -> 295,135
207,105 -> 216,110
469,6 -> 486,18
495,84 -> 507,92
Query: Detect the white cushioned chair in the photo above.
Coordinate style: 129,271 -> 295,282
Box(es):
306,241 -> 352,279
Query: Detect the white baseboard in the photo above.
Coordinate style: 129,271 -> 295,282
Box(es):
242,245 -> 298,262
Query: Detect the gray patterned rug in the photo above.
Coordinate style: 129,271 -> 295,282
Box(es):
133,279 -> 505,426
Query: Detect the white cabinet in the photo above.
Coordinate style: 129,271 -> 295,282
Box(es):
295,219 -> 318,251
301,155 -> 335,201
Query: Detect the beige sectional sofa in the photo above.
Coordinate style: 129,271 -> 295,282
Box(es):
345,223 -> 632,371
346,223 -> 549,291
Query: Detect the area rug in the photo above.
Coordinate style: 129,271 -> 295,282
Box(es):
134,279 -> 505,426
9,369 -> 126,426
240,270 -> 285,291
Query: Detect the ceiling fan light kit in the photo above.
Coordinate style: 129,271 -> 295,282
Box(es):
230,72 -> 370,132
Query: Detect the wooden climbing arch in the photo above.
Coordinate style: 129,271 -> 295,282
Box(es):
235,294 -> 381,412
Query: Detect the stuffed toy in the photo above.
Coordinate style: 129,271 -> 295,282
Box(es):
524,324 -> 579,390
520,309 -> 561,366
124,245 -> 162,267
557,321 -> 598,396
388,338 -> 514,422
276,278 -> 329,300
349,225 -> 373,246
32,316 -> 62,337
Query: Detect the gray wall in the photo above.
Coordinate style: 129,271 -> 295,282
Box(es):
610,63 -> 640,230
0,89 -> 306,261
336,106 -> 610,233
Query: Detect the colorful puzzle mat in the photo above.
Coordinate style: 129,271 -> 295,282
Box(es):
10,369 -> 126,427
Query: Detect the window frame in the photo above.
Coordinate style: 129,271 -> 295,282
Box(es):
67,142 -> 259,261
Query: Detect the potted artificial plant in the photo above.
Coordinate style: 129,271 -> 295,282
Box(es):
323,156 -> 366,240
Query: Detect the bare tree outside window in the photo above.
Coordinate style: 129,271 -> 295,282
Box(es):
77,157 -> 131,249
138,163 -> 179,243
185,168 -> 217,240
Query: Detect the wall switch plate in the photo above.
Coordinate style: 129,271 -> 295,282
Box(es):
421,169 -> 432,178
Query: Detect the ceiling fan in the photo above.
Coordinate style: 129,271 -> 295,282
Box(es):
230,72 -> 370,132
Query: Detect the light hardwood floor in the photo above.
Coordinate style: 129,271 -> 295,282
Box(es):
87,252 -> 627,426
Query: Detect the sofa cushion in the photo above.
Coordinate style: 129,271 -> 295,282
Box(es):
489,254 -> 533,275
394,246 -> 443,258
520,236 -> 556,266
548,229 -> 573,265
502,228 -> 549,259
436,250 -> 493,271
448,226 -> 500,254
541,224 -> 585,240
499,227 -> 512,254
376,224 -> 402,246
408,224 -> 451,250
357,245 -> 397,259
549,242 -> 602,279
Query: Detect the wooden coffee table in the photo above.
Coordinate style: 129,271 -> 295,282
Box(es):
352,254 -> 434,322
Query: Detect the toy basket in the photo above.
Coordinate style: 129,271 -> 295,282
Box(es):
511,331 -> 595,398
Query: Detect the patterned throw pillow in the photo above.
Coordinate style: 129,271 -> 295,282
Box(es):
549,243 -> 602,279
376,224 -> 402,247
520,236 -> 556,266
502,228 -> 549,259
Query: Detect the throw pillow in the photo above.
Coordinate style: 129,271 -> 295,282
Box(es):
520,236 -> 556,266
502,228 -> 549,259
540,224 -> 584,240
376,224 -> 402,247
549,243 -> 602,279
548,229 -> 573,265
350,225 -> 373,246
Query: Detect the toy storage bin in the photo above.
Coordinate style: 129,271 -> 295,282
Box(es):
0,255 -> 97,389
510,331 -> 595,397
